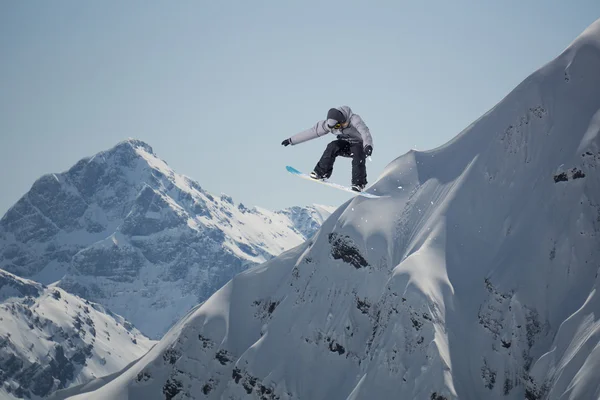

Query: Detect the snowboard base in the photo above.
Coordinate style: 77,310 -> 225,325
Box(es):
285,166 -> 386,199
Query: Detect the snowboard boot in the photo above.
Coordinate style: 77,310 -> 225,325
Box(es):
352,183 -> 366,192
310,171 -> 327,181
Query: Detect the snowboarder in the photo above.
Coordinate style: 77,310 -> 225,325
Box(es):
281,106 -> 373,192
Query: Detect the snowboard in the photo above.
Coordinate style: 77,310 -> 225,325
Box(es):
285,166 -> 386,199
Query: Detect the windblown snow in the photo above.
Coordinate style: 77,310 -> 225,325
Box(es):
53,17 -> 600,400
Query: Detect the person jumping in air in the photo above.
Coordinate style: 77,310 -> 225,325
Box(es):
281,106 -> 373,192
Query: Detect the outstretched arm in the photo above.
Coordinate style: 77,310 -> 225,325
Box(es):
287,120 -> 331,145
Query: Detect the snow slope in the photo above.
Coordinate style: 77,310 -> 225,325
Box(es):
0,269 -> 154,399
0,140 -> 333,339
55,18 -> 600,400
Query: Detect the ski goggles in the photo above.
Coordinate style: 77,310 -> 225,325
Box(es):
327,119 -> 343,130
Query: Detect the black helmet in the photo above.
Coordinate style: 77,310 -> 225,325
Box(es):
326,108 -> 346,129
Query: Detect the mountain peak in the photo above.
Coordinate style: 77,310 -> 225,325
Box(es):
568,17 -> 600,50
91,138 -> 158,169
60,138 -> 159,183
113,138 -> 155,156
0,139 -> 333,339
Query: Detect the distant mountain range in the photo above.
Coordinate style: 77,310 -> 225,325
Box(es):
0,139 -> 333,339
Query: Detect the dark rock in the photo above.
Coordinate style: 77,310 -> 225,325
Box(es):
136,371 -> 151,382
572,168 -> 585,179
9,345 -> 77,397
199,334 -> 213,349
525,309 -> 542,348
481,360 -> 496,390
328,233 -> 369,269
525,384 -> 543,400
202,379 -> 215,395
162,378 -> 183,400
242,377 -> 255,394
215,349 -> 231,365
267,301 -> 279,315
411,317 -> 423,330
73,316 -> 82,330
220,194 -> 234,204
328,341 -> 345,355
71,348 -> 88,365
232,368 -> 243,383
163,348 -> 181,365
553,172 -> 568,183
504,377 -> 513,395
356,298 -> 370,314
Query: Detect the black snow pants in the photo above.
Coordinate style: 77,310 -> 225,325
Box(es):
313,139 -> 367,186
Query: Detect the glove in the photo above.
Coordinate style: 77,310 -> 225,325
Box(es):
281,138 -> 291,147
364,145 -> 373,156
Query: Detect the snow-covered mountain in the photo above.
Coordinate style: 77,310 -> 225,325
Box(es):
54,18 -> 600,400
0,269 -> 154,400
0,139 -> 333,339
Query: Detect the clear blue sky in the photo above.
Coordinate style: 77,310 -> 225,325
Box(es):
1,1 -> 599,214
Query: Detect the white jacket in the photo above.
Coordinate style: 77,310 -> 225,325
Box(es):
289,106 -> 373,148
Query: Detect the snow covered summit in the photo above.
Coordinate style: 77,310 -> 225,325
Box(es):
54,18 -> 600,400
0,139 -> 333,339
